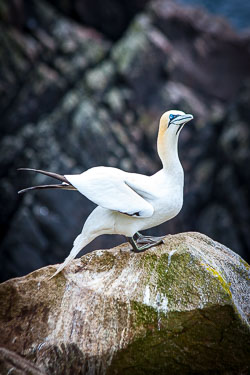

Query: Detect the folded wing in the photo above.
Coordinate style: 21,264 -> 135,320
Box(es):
65,167 -> 154,218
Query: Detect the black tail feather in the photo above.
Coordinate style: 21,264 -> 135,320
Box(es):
18,183 -> 76,195
17,168 -> 69,184
17,168 -> 76,195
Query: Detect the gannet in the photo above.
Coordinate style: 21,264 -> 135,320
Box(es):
18,110 -> 193,278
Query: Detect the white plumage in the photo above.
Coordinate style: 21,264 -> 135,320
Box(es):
66,168 -> 154,218
18,110 -> 193,278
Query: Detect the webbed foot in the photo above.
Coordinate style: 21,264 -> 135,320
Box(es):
135,232 -> 165,245
127,232 -> 164,253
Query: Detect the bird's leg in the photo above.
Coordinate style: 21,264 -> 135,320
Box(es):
127,236 -> 139,252
127,234 -> 163,253
135,231 -> 164,245
133,232 -> 140,241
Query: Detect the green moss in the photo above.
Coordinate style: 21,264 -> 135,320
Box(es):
108,304 -> 250,375
80,251 -> 115,272
131,300 -> 159,329
240,258 -> 250,271
140,253 -> 158,273
206,266 -> 232,298
136,246 -> 234,316
111,16 -> 151,75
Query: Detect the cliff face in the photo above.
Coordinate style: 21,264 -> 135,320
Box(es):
1,0 -> 250,281
0,233 -> 249,374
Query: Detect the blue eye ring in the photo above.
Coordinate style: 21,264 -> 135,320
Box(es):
169,114 -> 175,120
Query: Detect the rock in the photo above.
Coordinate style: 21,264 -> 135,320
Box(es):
0,233 -> 249,374
0,347 -> 45,375
149,0 -> 250,102
51,0 -> 150,40
0,0 -> 26,29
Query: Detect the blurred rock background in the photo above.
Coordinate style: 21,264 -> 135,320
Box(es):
0,0 -> 250,281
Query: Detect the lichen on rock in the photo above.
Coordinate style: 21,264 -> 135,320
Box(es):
0,232 -> 249,374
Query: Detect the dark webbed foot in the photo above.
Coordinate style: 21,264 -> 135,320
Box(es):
127,232 -> 164,253
135,232 -> 165,245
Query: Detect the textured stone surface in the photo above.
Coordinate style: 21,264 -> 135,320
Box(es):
0,233 -> 249,374
0,347 -> 45,375
1,0 -> 250,281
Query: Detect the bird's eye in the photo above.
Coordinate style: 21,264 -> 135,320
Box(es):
169,114 -> 174,120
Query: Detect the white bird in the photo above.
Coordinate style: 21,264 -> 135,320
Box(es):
18,110 -> 193,278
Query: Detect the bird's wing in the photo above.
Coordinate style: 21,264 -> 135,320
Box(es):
65,167 -> 154,218
125,177 -> 157,201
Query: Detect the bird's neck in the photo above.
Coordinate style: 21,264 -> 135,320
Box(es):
157,127 -> 182,172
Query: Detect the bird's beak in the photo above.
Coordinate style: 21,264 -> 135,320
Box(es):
172,114 -> 194,125
173,114 -> 193,135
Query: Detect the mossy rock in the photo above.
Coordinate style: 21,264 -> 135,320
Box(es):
0,232 -> 249,374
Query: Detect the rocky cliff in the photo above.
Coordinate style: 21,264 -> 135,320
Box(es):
1,0 -> 250,281
0,233 -> 249,374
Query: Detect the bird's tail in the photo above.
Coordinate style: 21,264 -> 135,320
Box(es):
17,168 -> 77,194
48,233 -> 96,279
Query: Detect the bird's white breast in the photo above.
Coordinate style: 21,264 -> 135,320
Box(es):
141,169 -> 183,228
113,168 -> 184,236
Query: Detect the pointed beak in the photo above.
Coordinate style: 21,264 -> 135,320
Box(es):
172,114 -> 193,125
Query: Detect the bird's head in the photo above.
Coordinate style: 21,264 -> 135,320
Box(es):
160,110 -> 194,137
157,110 -> 194,167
